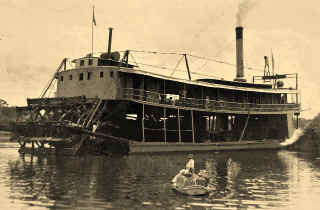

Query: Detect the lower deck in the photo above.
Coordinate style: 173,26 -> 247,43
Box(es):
129,140 -> 287,153
107,101 -> 298,144
13,96 -> 300,155
16,137 -> 298,155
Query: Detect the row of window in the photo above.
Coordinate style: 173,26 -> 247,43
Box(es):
60,71 -> 114,82
80,59 -> 93,66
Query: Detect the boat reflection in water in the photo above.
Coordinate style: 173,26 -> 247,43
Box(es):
2,149 -> 320,209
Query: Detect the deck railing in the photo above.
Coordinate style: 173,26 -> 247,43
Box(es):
121,88 -> 300,113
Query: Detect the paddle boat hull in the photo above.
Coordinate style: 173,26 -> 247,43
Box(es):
172,183 -> 209,196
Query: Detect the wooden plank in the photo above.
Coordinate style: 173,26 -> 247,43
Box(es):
127,98 -> 299,115
239,113 -> 250,142
142,104 -> 145,142
184,54 -> 192,80
115,68 -> 298,94
191,110 -> 195,143
17,137 -> 66,142
73,135 -> 87,155
163,79 -> 167,143
65,125 -> 129,144
85,99 -> 103,128
163,107 -> 167,143
130,141 -> 285,153
178,108 -> 181,142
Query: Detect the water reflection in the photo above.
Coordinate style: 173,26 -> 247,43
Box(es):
1,148 -> 320,209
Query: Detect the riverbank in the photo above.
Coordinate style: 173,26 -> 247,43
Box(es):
0,106 -> 15,142
292,113 -> 320,152
0,106 -> 16,122
0,131 -> 12,142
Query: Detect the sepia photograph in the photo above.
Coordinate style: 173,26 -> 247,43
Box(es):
0,0 -> 319,209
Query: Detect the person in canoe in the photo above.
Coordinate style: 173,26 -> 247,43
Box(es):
171,154 -> 210,195
186,154 -> 195,174
172,154 -> 196,185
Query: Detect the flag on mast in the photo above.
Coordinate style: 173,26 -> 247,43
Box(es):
271,49 -> 275,75
93,6 -> 96,26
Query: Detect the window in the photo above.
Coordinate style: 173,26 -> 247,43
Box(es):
60,76 -> 64,81
87,72 -> 92,80
80,60 -> 84,66
69,75 -> 72,80
88,59 -> 93,65
110,71 -> 114,78
100,71 -> 104,78
79,73 -> 83,81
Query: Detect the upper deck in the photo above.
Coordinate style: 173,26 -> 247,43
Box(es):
53,55 -> 300,115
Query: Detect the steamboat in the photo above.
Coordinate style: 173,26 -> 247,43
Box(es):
5,26 -> 301,155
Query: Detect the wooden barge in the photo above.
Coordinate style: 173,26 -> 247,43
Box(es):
5,26 -> 301,155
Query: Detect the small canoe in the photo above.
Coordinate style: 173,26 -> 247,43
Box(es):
172,183 -> 209,196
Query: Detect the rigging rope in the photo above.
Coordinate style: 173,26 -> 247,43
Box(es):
129,53 -> 140,68
134,61 -> 222,79
188,53 -> 264,72
170,55 -> 184,77
127,49 -> 264,73
196,38 -> 236,73
127,50 -> 183,56
47,79 -> 56,97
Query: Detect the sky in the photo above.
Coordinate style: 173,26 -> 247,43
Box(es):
0,0 -> 319,119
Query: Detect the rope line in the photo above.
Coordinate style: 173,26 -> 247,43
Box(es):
170,55 -> 184,77
125,49 -> 264,73
134,61 -> 223,79
129,53 -> 140,68
127,50 -> 183,56
188,53 -> 264,72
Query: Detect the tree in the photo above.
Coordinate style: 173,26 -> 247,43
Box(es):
0,99 -> 8,107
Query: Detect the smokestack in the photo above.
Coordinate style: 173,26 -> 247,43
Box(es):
107,27 -> 113,58
234,26 -> 246,82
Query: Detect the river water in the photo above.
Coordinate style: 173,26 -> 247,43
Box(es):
1,143 -> 320,210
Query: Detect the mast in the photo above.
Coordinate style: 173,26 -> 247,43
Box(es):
92,6 -> 96,56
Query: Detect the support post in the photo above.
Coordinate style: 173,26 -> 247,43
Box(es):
201,87 -> 204,106
163,79 -> 167,142
184,54 -> 192,80
233,90 -> 235,102
178,108 -> 181,143
64,58 -> 67,71
163,107 -> 167,143
296,73 -> 299,104
296,73 -> 298,90
239,112 -> 250,142
246,91 -> 249,104
31,141 -> 35,154
259,94 -> 261,104
142,76 -> 145,101
208,114 -> 211,132
191,110 -> 195,143
217,88 -> 219,101
163,80 -> 166,99
142,104 -> 145,142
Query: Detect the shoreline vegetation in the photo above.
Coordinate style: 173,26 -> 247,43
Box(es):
0,107 -> 16,123
0,107 -> 16,141
293,113 -> 320,152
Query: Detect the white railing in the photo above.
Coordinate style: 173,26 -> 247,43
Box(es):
121,88 -> 300,112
